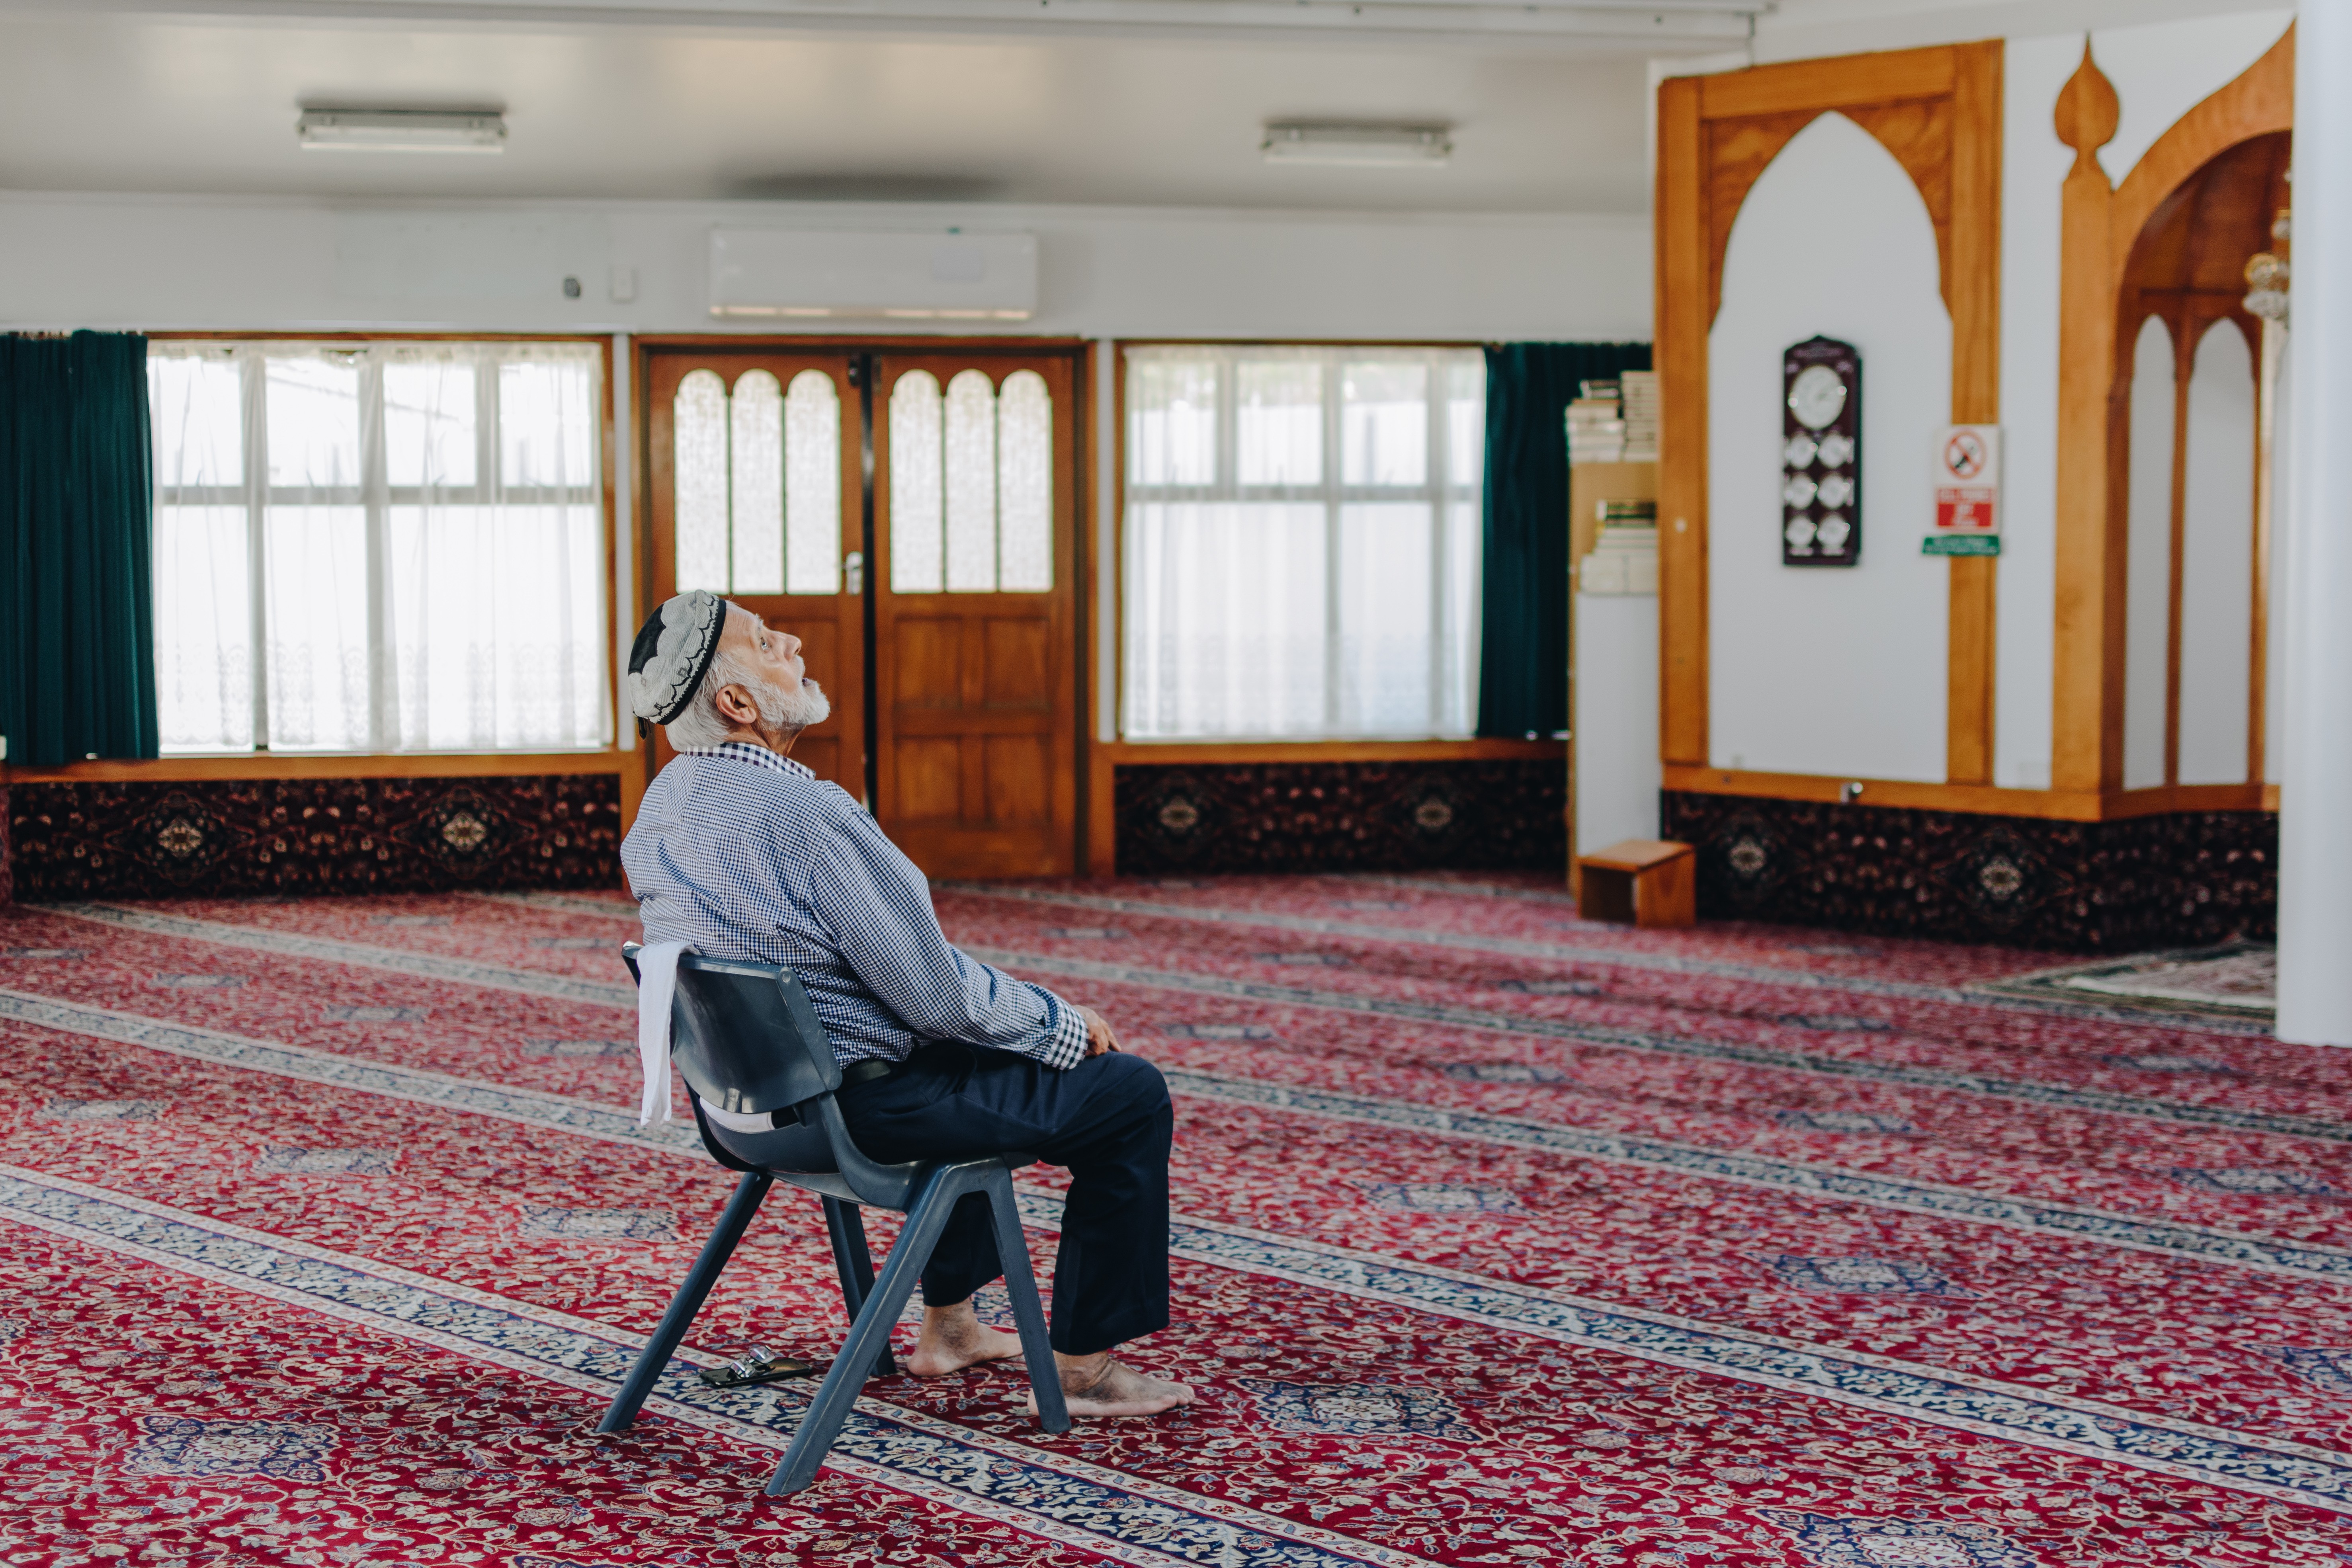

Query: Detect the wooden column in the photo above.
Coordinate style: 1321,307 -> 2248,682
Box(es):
1654,74 -> 1711,769
1946,41 -> 2004,785
2248,309 -> 2282,787
2050,43 -> 2124,795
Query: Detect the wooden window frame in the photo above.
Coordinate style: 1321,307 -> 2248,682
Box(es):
4,330 -> 628,787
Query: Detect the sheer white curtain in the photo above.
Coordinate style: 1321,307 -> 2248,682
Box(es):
148,341 -> 609,754
1122,344 -> 1484,740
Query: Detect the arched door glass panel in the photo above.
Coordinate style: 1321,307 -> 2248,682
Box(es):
890,370 -> 945,593
729,370 -> 783,592
674,369 -> 729,592
785,370 -> 842,594
672,367 -> 842,594
998,370 -> 1053,591
888,366 -> 1054,594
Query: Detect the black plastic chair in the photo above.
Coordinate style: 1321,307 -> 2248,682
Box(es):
598,943 -> 1071,1496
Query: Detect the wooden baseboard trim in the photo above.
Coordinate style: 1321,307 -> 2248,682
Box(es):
1662,765 -> 2276,822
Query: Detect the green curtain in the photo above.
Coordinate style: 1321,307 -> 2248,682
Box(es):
0,331 -> 159,766
1476,341 -> 1653,738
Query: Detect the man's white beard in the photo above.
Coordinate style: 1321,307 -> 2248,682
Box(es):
749,674 -> 830,730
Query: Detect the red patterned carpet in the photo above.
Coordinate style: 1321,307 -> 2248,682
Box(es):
1,874 -> 2346,1567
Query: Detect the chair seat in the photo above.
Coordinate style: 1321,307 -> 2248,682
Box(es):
705,1113 -> 1036,1210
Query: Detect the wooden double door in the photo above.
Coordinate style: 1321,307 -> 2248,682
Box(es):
643,344 -> 1080,878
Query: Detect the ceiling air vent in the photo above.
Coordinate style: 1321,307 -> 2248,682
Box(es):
708,229 -> 1038,321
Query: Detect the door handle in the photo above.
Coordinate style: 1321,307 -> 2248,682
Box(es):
844,551 -> 865,594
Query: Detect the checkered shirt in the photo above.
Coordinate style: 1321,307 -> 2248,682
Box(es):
619,741 -> 1087,1071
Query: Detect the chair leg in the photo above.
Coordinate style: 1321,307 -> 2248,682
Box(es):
598,1172 -> 772,1435
821,1196 -> 899,1379
766,1166 -> 977,1497
985,1168 -> 1070,1434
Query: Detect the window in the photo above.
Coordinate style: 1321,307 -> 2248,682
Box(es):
1121,344 -> 1485,740
148,340 -> 610,754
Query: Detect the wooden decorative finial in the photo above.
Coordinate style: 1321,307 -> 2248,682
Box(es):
2054,37 -> 2119,180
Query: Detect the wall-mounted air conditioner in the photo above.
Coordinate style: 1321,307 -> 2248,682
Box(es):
708,229 -> 1038,321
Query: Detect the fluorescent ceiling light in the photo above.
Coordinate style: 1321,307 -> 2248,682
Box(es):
1263,121 -> 1451,167
298,110 -> 507,154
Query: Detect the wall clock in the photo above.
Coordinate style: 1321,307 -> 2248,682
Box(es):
1781,337 -> 1861,566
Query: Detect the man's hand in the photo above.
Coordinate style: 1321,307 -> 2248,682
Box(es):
1076,1005 -> 1121,1057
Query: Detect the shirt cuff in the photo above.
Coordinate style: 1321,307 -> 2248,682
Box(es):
1037,992 -> 1090,1071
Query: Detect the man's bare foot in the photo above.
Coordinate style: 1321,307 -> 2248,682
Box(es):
905,1300 -> 1024,1377
1026,1351 -> 1195,1418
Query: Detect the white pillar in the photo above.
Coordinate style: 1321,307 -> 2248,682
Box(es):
2278,0 -> 2352,1045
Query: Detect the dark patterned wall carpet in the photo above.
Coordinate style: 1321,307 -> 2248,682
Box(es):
3,775 -> 623,901
1661,791 -> 2276,951
1113,761 -> 1565,876
5,771 -> 2277,954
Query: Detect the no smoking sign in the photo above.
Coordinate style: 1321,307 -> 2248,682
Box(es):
1926,424 -> 2001,556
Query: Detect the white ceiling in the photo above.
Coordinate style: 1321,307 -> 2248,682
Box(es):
0,8 -> 1668,211
0,0 -> 2287,212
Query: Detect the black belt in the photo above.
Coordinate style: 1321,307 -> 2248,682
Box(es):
840,1058 -> 898,1087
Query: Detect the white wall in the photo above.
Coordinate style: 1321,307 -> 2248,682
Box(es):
1755,0 -> 2291,65
2179,320 -> 2256,785
1575,592 -> 1663,853
2276,0 -> 2351,1044
2122,316 -> 2176,791
1707,112 -> 1951,782
1992,32 -> 2080,792
2092,9 -> 2295,184
0,193 -> 1651,343
2266,340 -> 2290,786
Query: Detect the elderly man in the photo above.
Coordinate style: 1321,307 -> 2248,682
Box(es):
619,590 -> 1190,1420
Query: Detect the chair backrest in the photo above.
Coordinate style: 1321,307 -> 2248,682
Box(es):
623,942 -> 928,1206
624,941 -> 839,1117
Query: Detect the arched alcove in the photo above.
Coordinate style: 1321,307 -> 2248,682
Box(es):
2180,320 -> 2256,785
1654,41 -> 2001,784
2051,27 -> 2290,798
2110,126 -> 2287,791
2121,314 -> 2174,791
1708,111 -> 1952,783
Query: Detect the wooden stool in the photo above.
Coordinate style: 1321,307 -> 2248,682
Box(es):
1575,839 -> 1696,928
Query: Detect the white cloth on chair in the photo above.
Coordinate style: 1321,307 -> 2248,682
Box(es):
635,939 -> 689,1125
635,937 -> 789,1134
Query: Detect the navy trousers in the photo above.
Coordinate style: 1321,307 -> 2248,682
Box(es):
834,1044 -> 1174,1356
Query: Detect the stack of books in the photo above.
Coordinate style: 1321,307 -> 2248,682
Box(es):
1620,370 -> 1660,461
1567,379 -> 1626,464
1578,500 -> 1659,595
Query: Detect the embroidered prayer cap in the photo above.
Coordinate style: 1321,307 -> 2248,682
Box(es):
625,590 -> 728,728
